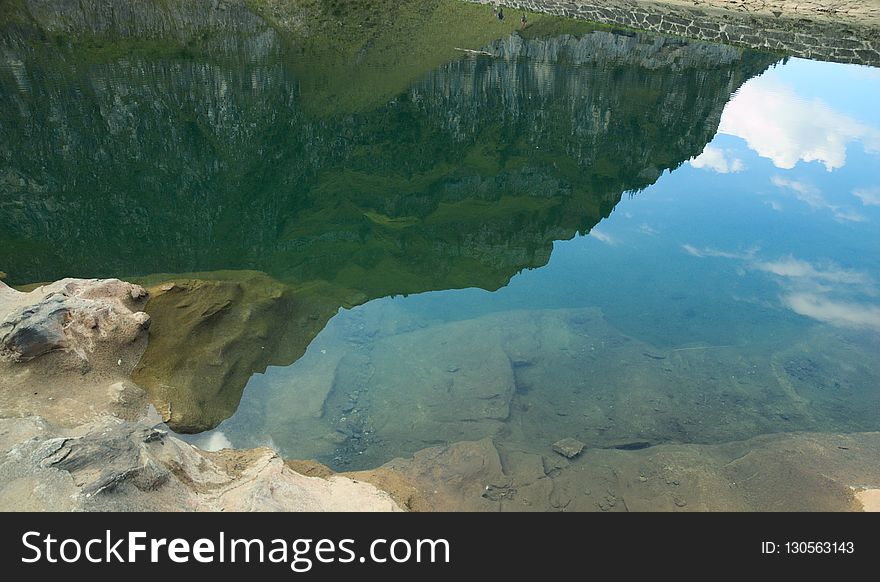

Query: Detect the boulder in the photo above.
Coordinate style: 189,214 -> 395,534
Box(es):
0,278 -> 150,363
0,276 -> 402,512
0,414 -> 401,512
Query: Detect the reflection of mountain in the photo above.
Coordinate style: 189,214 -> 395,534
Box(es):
1,26 -> 775,292
0,3 -> 779,430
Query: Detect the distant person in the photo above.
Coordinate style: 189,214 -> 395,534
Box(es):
521,13 -> 527,29
498,7 -> 505,21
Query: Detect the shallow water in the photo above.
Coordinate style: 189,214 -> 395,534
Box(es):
2,11 -> 879,493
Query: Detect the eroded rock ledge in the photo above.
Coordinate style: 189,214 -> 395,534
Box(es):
0,279 -> 400,511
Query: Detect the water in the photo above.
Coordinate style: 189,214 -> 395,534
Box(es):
200,55 -> 880,469
2,8 -> 879,507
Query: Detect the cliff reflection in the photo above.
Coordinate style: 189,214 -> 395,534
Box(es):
0,10 -> 779,430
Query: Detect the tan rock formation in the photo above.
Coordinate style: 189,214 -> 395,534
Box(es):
0,278 -> 401,512
131,271 -> 338,433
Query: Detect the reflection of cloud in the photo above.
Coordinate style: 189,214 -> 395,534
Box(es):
682,244 -> 757,260
853,187 -> 880,207
783,293 -> 880,330
682,245 -> 879,330
195,431 -> 233,452
770,176 -> 822,206
753,257 -> 871,286
689,145 -> 744,173
771,175 -> 867,222
720,76 -> 880,171
590,229 -> 615,245
638,223 -> 658,235
832,209 -> 868,223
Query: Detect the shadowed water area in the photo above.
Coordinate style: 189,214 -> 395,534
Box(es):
2,0 -> 879,510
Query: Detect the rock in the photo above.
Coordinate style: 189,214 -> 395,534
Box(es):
344,467 -> 434,512
131,271 -> 338,433
0,279 -> 149,363
552,437 -> 586,459
357,319 -> 517,456
0,277 -> 402,512
0,414 -> 401,512
285,459 -> 335,479
375,430 -> 880,512
383,438 -> 507,511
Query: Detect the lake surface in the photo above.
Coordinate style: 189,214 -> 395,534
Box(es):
2,7 -> 879,500
199,54 -> 880,470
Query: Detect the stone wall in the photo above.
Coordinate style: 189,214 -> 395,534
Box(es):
467,0 -> 880,66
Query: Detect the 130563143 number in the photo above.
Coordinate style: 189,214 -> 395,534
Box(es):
784,541 -> 854,554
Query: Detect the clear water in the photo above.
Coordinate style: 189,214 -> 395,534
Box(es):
2,13 -> 879,491
194,57 -> 880,471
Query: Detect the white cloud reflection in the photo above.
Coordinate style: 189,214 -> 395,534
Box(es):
682,244 -> 757,260
589,229 -> 616,245
194,431 -> 233,451
853,187 -> 880,207
719,77 -> 880,171
752,257 -> 871,286
689,145 -> 744,173
771,176 -> 867,222
683,245 -> 879,331
783,293 -> 880,330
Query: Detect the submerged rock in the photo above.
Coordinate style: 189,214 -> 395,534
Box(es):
552,438 -> 586,459
382,432 -> 880,512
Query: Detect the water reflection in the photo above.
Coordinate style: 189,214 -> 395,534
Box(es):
3,2 -> 880,510
209,56 -> 880,473
720,75 -> 880,171
1,13 -> 779,432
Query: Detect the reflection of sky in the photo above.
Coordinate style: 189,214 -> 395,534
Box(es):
384,57 -> 880,343
714,59 -> 880,171
208,57 -> 880,454
596,58 -> 880,334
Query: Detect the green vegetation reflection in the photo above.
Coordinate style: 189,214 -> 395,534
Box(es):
0,0 -> 779,431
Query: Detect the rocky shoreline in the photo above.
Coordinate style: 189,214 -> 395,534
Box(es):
3,277 -> 880,511
0,279 -> 401,511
